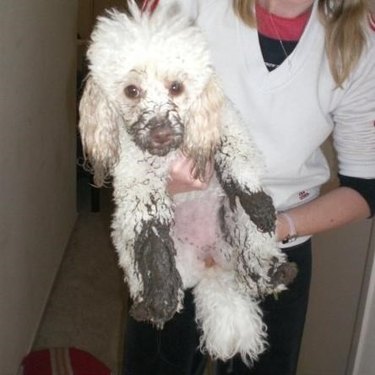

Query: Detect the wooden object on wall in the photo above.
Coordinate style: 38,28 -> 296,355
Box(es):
78,0 -> 129,42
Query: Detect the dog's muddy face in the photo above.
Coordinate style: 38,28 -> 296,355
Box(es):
136,115 -> 183,156
126,103 -> 184,157
85,6 -> 217,160
119,71 -> 186,156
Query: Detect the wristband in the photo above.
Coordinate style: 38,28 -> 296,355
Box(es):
280,212 -> 298,244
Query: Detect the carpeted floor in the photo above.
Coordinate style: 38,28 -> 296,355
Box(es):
33,181 -> 127,374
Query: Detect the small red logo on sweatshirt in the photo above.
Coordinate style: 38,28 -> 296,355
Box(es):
299,191 -> 310,200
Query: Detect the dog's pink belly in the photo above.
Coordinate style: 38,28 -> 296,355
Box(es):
173,194 -> 221,260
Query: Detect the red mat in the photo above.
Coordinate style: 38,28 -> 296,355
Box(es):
21,347 -> 111,375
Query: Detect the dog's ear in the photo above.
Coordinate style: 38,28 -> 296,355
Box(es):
79,76 -> 120,187
183,76 -> 224,180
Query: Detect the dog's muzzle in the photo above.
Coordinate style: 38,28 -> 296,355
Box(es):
130,112 -> 184,156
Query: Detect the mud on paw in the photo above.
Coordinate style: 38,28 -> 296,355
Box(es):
131,222 -> 183,326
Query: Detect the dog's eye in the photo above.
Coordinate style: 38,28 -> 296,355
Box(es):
169,81 -> 184,97
124,85 -> 141,99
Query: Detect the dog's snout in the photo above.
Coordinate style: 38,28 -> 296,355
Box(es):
131,112 -> 184,156
150,126 -> 173,145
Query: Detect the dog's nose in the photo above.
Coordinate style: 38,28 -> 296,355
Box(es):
150,126 -> 173,145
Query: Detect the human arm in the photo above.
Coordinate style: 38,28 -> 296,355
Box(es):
277,34 -> 375,243
276,23 -> 375,243
169,161 -> 373,241
276,186 -> 372,242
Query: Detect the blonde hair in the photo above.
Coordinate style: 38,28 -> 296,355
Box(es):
232,0 -> 370,86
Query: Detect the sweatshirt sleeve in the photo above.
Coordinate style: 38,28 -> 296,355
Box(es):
175,0 -> 218,20
175,0 -> 199,19
338,174 -> 375,217
332,36 -> 375,179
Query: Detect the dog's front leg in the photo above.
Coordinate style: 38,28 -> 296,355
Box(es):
130,219 -> 183,326
214,103 -> 276,235
215,103 -> 297,296
112,183 -> 183,327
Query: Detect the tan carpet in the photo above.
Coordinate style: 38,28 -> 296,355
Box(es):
33,188 -> 127,374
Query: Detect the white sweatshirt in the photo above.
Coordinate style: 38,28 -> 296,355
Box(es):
179,0 -> 375,212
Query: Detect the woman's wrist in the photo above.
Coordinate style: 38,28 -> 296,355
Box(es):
276,212 -> 298,243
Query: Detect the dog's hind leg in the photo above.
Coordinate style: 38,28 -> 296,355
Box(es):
193,267 -> 267,364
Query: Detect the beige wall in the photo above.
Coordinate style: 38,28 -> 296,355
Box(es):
297,140 -> 375,374
0,1 -> 78,374
348,222 -> 375,375
297,221 -> 373,375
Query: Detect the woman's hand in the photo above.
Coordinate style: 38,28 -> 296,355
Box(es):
167,152 -> 214,195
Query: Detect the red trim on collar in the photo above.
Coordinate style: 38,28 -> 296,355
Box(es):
141,0 -> 159,13
256,3 -> 311,41
369,13 -> 375,31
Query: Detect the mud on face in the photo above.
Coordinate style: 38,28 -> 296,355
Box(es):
128,105 -> 184,156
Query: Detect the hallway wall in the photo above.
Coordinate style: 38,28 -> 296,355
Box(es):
0,1 -> 78,373
296,142 -> 375,374
348,222 -> 375,375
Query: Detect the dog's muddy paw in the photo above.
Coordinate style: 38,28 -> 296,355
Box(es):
132,221 -> 183,326
270,261 -> 298,288
130,296 -> 178,326
130,302 -> 150,322
238,190 -> 276,234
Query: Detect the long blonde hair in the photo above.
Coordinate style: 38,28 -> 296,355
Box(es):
233,0 -> 370,86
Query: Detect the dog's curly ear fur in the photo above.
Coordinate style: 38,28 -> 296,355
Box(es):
79,76 -> 120,186
183,76 -> 224,180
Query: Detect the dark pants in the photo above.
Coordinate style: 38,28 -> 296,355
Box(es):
123,240 -> 312,375
123,290 -> 204,375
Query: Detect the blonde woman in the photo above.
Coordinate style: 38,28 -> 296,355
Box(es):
123,0 -> 375,374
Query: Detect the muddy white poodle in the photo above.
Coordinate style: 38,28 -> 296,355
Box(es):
79,0 -> 297,364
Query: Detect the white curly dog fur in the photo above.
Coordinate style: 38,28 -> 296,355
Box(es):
79,0 -> 297,364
